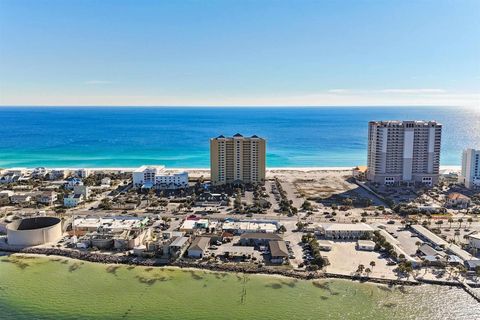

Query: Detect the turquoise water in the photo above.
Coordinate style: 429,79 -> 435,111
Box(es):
0,254 -> 479,320
0,107 -> 478,168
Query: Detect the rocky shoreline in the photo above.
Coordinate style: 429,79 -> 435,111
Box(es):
2,246 -> 426,287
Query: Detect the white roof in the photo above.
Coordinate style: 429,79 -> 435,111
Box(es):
222,220 -> 278,233
170,236 -> 189,247
379,229 -> 400,245
411,225 -> 448,247
317,240 -> 333,247
446,244 -> 476,262
74,216 -> 143,231
357,240 -> 375,246
133,165 -> 165,173
180,220 -> 196,230
468,233 -> 480,241
323,223 -> 374,232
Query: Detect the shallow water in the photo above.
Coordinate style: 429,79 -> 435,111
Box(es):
0,254 -> 478,319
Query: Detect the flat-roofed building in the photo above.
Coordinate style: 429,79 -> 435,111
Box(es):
321,223 -> 374,240
357,240 -> 375,251
367,120 -> 442,186
459,148 -> 480,189
410,224 -> 448,248
239,232 -> 282,246
222,220 -> 278,234
318,240 -> 333,251
468,233 -> 480,250
210,134 -> 266,186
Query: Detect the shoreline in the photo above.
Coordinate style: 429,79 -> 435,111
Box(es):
2,247 -> 467,289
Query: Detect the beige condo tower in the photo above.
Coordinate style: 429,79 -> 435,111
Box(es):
210,133 -> 266,185
367,120 -> 442,186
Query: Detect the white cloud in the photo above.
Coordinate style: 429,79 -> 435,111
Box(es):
1,88 -> 478,108
379,88 -> 446,94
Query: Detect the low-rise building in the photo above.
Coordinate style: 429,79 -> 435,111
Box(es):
101,177 -> 111,186
36,191 -> 57,206
445,193 -> 471,209
10,193 -> 32,205
64,194 -> 83,207
188,236 -> 210,258
75,168 -> 91,179
195,192 -> 228,206
410,225 -> 448,248
357,240 -> 375,251
0,173 -> 20,184
222,219 -> 278,234
32,167 -> 48,178
73,184 -> 90,199
269,240 -> 289,264
0,190 -> 14,205
239,232 -> 282,246
321,223 -> 374,240
65,177 -> 83,190
352,166 -> 368,180
467,233 -> 480,251
168,236 -> 190,257
318,240 -> 333,251
49,170 -> 66,180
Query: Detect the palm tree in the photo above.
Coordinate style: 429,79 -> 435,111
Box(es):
467,217 -> 473,229
356,264 -> 365,275
369,261 -> 376,270
365,268 -> 371,277
458,218 -> 464,229
448,217 -> 453,229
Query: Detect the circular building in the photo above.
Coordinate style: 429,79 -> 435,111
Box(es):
7,217 -> 62,246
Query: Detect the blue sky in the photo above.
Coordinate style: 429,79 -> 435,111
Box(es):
0,0 -> 479,106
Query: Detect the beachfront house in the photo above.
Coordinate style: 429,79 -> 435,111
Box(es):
0,190 -> 14,205
65,177 -> 83,190
64,193 -> 83,207
269,240 -> 289,264
187,237 -> 210,258
36,191 -> 57,206
10,193 -> 32,205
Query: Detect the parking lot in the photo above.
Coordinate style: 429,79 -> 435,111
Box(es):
321,241 -> 398,279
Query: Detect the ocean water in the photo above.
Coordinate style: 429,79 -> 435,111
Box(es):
0,107 -> 478,168
0,254 -> 478,320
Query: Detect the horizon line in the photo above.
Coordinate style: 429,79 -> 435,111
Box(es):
0,105 -> 469,108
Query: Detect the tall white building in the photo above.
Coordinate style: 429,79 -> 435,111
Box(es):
459,149 -> 480,189
367,120 -> 442,186
132,165 -> 188,189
